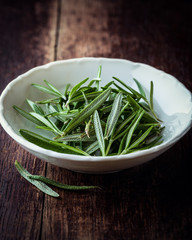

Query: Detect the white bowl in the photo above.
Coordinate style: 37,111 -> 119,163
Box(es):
0,58 -> 192,173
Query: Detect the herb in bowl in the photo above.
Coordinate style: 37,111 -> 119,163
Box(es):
13,66 -> 164,156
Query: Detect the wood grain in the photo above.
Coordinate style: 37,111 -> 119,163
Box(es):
43,0 -> 192,240
0,0 -> 57,239
0,0 -> 192,239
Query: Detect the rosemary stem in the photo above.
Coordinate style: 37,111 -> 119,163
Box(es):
105,139 -> 113,156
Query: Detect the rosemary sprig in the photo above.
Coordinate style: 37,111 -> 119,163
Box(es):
13,66 -> 164,156
15,160 -> 59,197
29,175 -> 100,190
15,161 -> 100,198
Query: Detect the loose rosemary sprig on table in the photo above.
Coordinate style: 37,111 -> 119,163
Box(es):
15,161 -> 100,197
13,66 -> 164,156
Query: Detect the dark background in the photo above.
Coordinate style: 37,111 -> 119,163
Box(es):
0,0 -> 192,239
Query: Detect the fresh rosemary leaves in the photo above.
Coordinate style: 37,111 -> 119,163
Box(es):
13,66 -> 164,156
15,161 -> 99,197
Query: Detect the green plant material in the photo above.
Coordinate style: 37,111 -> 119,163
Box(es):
62,88 -> 111,136
32,81 -> 65,99
64,83 -> 71,97
81,90 -> 89,106
118,131 -> 128,154
123,126 -> 154,154
27,99 -> 45,115
133,78 -> 147,98
97,65 -> 102,78
114,111 -> 136,137
114,77 -> 159,121
150,81 -> 154,110
124,110 -> 145,149
101,81 -> 114,90
36,97 -> 61,104
113,82 -> 134,96
126,94 -> 158,123
85,141 -> 100,155
93,110 -> 105,156
56,132 -> 96,142
66,77 -> 89,105
104,92 -> 123,139
85,117 -> 92,138
113,76 -> 143,99
49,141 -> 90,156
13,105 -> 44,126
15,160 -> 59,197
19,129 -> 86,155
45,111 -> 77,120
15,161 -> 100,198
13,66 -> 164,156
30,112 -> 62,134
29,175 -> 100,190
44,80 -> 65,100
133,78 -> 159,120
69,91 -> 102,103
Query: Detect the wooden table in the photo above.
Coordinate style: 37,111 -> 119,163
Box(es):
0,0 -> 192,239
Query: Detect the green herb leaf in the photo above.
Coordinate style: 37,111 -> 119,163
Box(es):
105,92 -> 123,139
13,105 -> 43,126
118,131 -> 128,154
150,81 -> 154,110
30,112 -> 62,134
29,175 -> 100,190
127,126 -> 153,151
36,97 -> 61,104
93,110 -> 105,156
27,99 -> 45,115
49,141 -> 90,156
63,83 -> 71,97
113,82 -> 133,96
81,90 -> 89,105
113,76 -> 144,99
114,111 -> 136,137
15,160 -> 59,197
63,88 -> 111,136
56,132 -> 96,142
19,129 -> 79,154
44,80 -> 65,99
133,78 -> 146,98
67,77 -> 89,104
69,91 -> 102,103
32,83 -> 62,98
126,94 -> 158,123
97,65 -> 102,78
101,81 -> 114,90
85,141 -> 100,155
124,110 -> 145,151
45,111 -> 77,120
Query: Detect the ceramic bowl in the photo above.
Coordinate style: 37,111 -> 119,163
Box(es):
0,58 -> 192,173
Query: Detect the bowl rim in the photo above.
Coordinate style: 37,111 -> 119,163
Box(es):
0,57 -> 192,163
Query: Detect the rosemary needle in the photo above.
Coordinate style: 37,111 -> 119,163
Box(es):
28,175 -> 100,190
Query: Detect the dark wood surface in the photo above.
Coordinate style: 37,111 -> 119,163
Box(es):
0,0 -> 192,239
